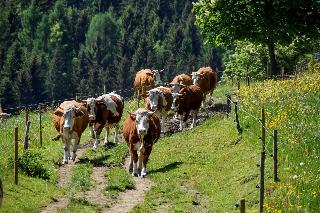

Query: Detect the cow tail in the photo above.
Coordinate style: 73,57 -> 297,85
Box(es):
52,134 -> 61,141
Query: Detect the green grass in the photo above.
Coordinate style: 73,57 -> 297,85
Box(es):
104,167 -> 135,198
133,114 -> 261,212
79,142 -> 128,167
57,197 -> 100,213
69,163 -> 93,193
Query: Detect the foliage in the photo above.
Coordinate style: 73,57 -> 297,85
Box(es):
238,68 -> 320,211
58,197 -> 100,213
104,168 -> 134,198
193,0 -> 320,75
0,0 -> 222,109
223,41 -> 268,79
19,149 -> 58,182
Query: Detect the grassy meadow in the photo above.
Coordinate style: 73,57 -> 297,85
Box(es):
0,69 -> 319,212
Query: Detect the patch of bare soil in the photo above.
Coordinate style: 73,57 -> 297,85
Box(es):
102,157 -> 152,213
40,145 -> 89,213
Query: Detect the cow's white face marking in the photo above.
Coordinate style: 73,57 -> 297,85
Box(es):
192,72 -> 201,85
171,83 -> 181,94
152,70 -> 162,86
63,106 -> 79,131
133,109 -> 153,137
86,98 -> 96,121
171,92 -> 182,111
147,88 -> 160,111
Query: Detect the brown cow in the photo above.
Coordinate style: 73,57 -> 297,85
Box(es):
145,86 -> 173,133
85,92 -> 124,148
171,85 -> 203,130
170,73 -> 193,93
191,66 -> 217,107
134,69 -> 163,98
123,108 -> 161,177
53,101 -> 89,164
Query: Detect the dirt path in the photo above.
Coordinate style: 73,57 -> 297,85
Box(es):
102,157 -> 152,213
40,146 -> 87,213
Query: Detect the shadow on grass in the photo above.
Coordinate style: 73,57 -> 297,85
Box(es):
149,161 -> 183,174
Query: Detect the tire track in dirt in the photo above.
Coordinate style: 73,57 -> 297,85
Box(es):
40,146 -> 88,213
102,156 -> 152,213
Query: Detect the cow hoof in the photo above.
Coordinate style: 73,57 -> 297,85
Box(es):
141,173 -> 147,178
132,172 -> 138,177
72,153 -> 77,161
63,160 -> 68,164
104,140 -> 109,145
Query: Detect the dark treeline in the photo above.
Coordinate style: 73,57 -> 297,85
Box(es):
0,0 -> 223,108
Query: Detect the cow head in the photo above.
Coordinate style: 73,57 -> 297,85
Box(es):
191,72 -> 203,85
146,88 -> 161,111
85,98 -> 97,121
54,106 -> 83,132
130,108 -> 154,139
171,92 -> 183,111
152,69 -> 163,86
170,82 -> 186,94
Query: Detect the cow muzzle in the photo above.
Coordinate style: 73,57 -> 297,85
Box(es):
89,115 -> 95,121
138,129 -> 147,136
150,105 -> 157,111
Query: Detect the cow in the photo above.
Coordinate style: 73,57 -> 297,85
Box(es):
191,66 -> 217,107
0,112 -> 11,123
171,85 -> 203,131
145,86 -> 173,133
122,108 -> 161,177
169,73 -> 193,93
134,69 -> 163,98
85,92 -> 124,148
53,101 -> 89,164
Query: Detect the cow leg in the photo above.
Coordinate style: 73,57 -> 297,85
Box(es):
131,149 -> 139,177
191,110 -> 198,129
128,150 -> 133,173
89,125 -> 94,139
71,137 -> 80,161
141,147 -> 152,177
104,126 -> 110,145
179,114 -> 184,131
161,114 -> 166,133
93,124 -> 102,148
63,138 -> 70,164
114,125 -> 119,144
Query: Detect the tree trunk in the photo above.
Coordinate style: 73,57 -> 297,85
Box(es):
267,42 -> 278,76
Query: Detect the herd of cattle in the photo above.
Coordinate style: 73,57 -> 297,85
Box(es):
53,66 -> 217,177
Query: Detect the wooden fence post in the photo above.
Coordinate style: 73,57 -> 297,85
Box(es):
14,127 -> 18,185
39,105 -> 43,147
247,77 -> 250,87
226,95 -> 231,118
24,121 -> 31,150
103,85 -> 106,94
261,108 -> 266,152
234,102 -> 242,134
273,129 -> 278,182
240,198 -> 245,213
259,151 -> 265,213
25,109 -> 29,126
237,81 -> 241,90
0,178 -> 3,206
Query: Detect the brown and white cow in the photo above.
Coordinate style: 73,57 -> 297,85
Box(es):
123,108 -> 161,177
53,101 -> 89,164
170,73 -> 193,93
134,69 -> 163,98
191,66 -> 217,107
145,86 -> 173,133
171,85 -> 203,130
85,92 -> 124,148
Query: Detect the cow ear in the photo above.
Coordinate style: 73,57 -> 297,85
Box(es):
129,113 -> 136,120
75,108 -> 84,117
54,109 -> 63,117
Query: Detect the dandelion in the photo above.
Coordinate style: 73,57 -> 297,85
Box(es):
292,175 -> 298,180
299,162 -> 305,166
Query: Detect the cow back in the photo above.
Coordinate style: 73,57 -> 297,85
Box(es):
197,67 -> 217,92
95,95 -> 123,126
171,74 -> 192,86
177,85 -> 203,119
134,69 -> 155,96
